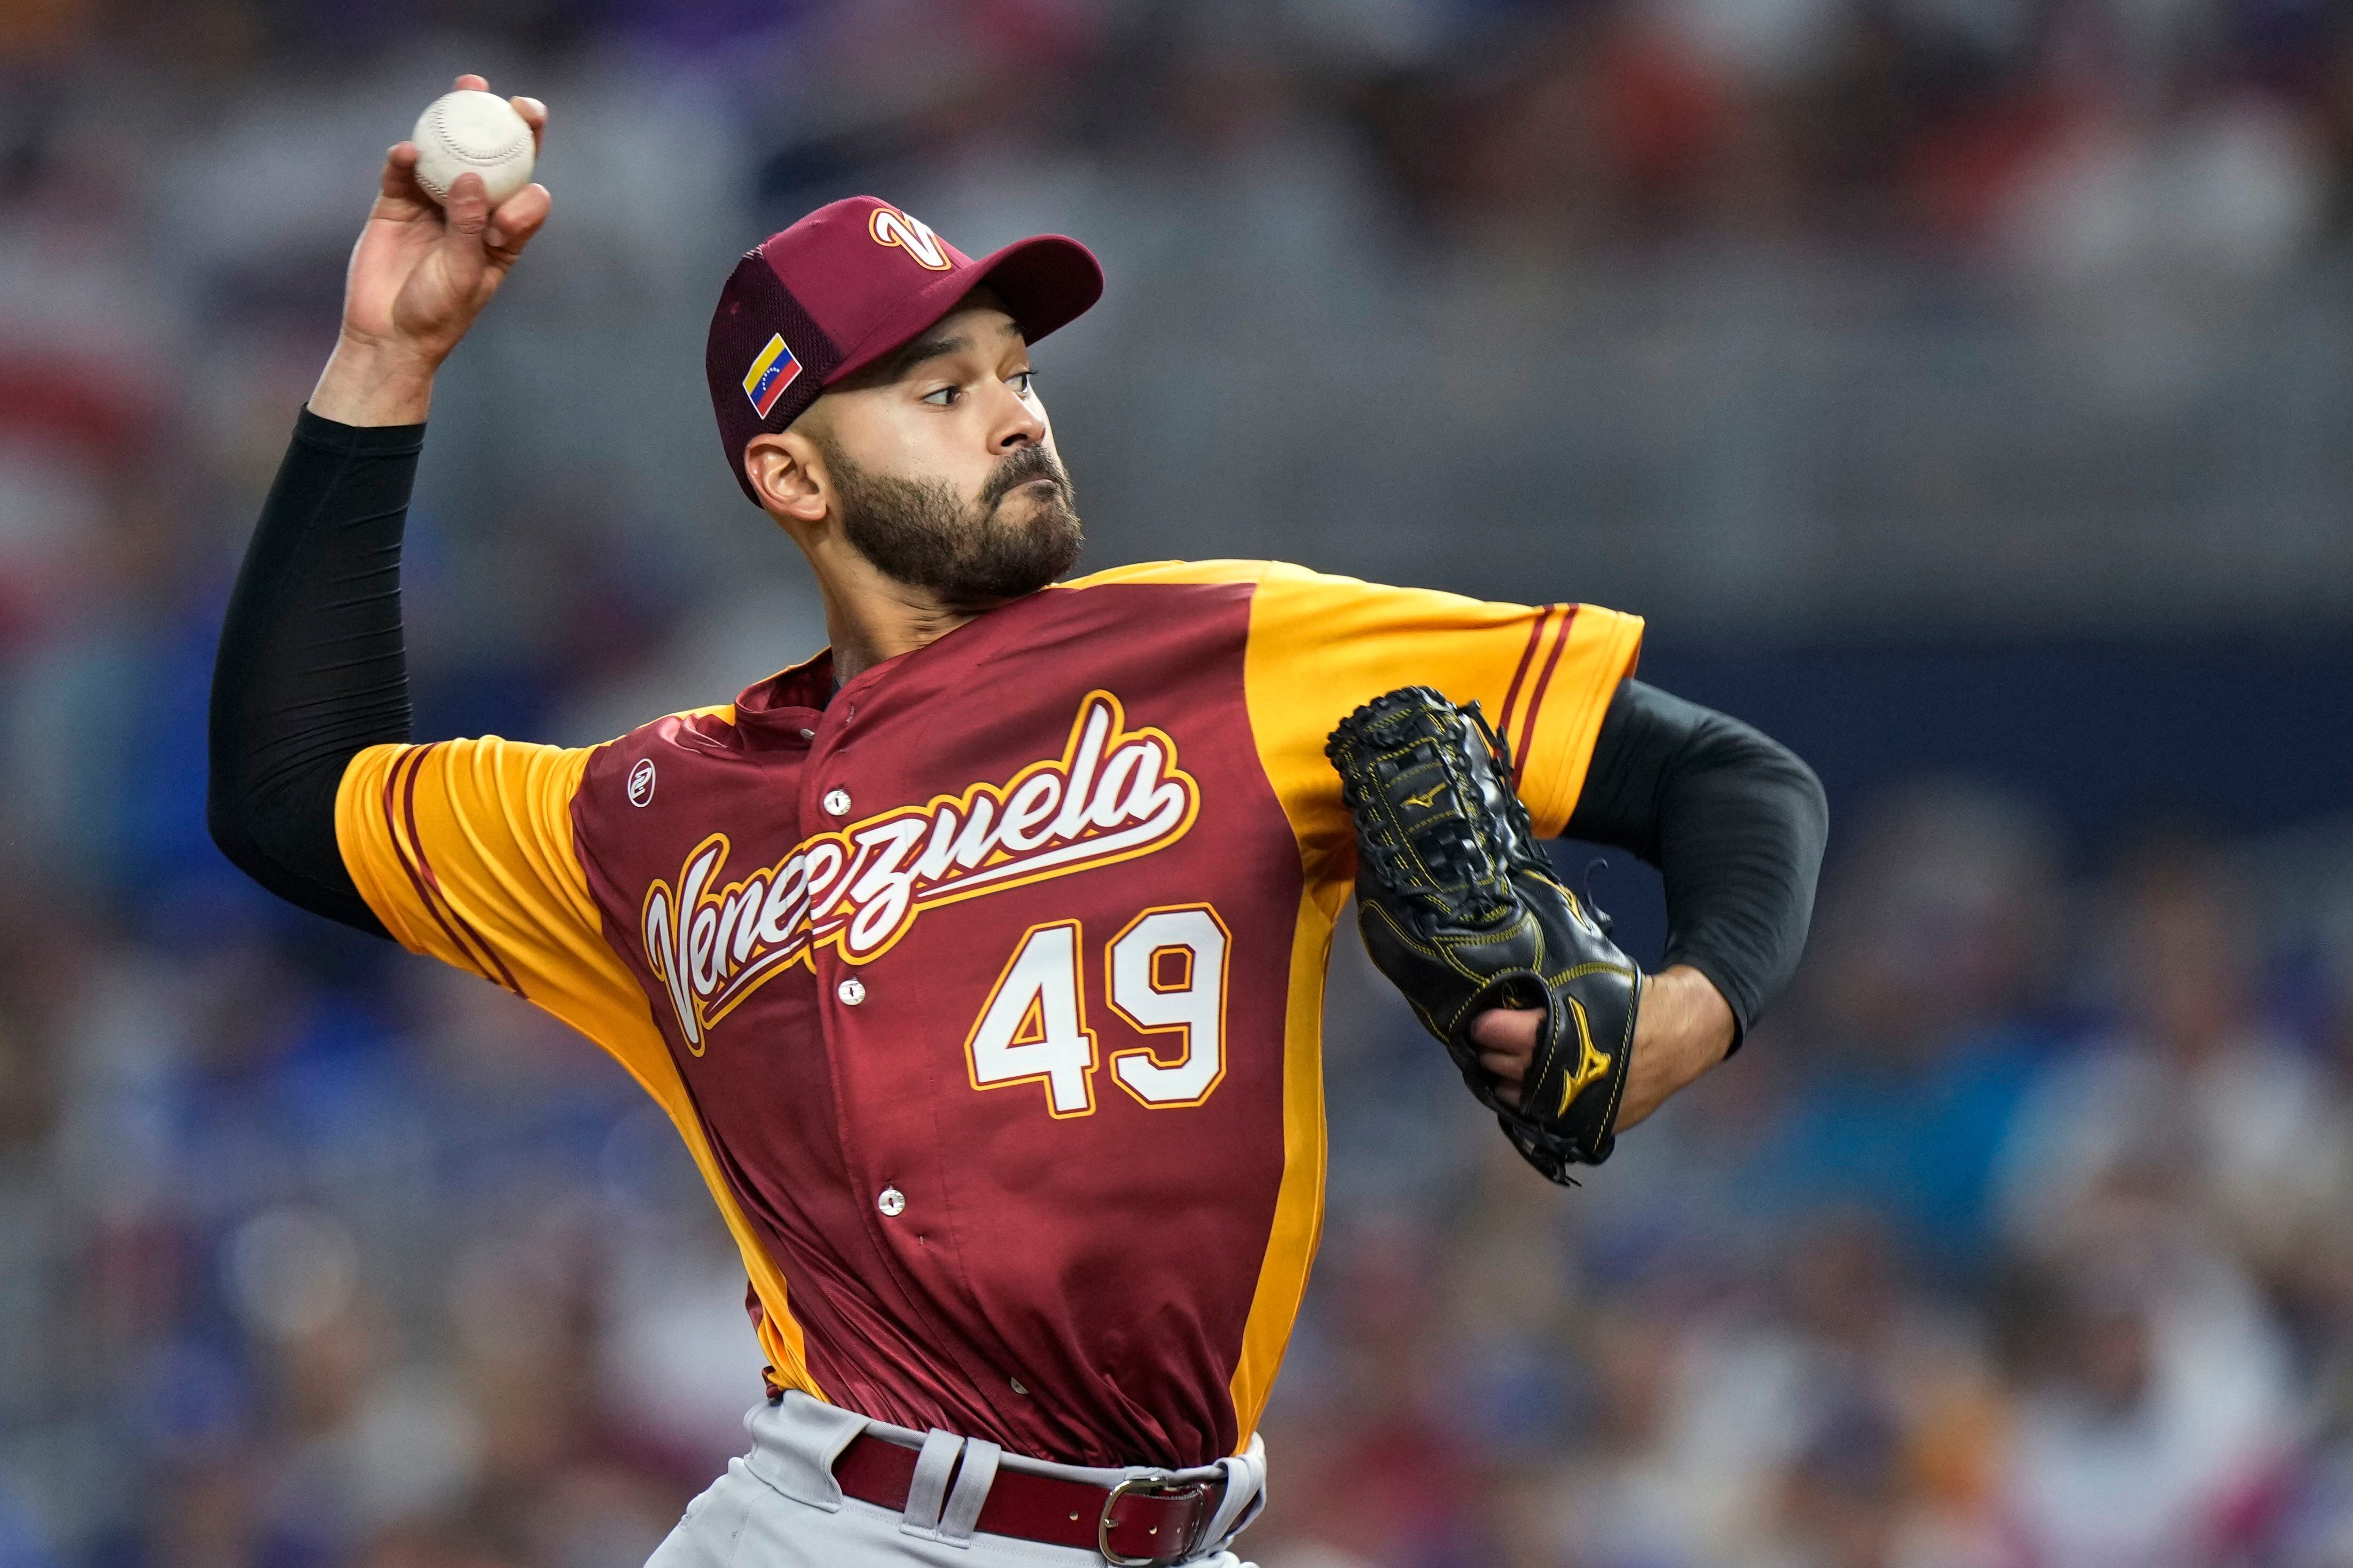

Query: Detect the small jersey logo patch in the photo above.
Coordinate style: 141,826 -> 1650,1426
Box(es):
742,333 -> 803,419
868,206 -> 953,271
628,758 -> 657,807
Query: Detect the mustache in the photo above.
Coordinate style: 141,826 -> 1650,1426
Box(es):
981,445 -> 1071,511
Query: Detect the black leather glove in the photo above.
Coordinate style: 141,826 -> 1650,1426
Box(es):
1327,687 -> 1642,1182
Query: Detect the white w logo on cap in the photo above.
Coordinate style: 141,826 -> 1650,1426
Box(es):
868,206 -> 953,271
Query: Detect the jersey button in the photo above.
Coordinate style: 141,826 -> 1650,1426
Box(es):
876,1186 -> 906,1217
837,978 -> 866,1006
823,788 -> 852,816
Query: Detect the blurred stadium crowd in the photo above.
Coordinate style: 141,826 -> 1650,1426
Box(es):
4,1 -> 2353,1567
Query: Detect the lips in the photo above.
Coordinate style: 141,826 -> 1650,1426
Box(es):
990,477 -> 1066,521
983,452 -> 1069,510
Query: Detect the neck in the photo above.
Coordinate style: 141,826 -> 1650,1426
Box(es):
815,554 -> 990,684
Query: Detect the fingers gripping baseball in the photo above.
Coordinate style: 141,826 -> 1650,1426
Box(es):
342,76 -> 550,371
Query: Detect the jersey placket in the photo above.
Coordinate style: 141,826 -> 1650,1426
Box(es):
800,673 -> 1023,1440
803,688 -> 894,1209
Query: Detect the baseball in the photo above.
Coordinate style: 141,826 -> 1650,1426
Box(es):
410,89 -> 535,207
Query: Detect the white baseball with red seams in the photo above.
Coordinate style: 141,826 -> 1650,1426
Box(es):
410,90 -> 534,207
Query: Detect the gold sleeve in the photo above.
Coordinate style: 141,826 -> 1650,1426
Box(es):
335,738 -> 647,1053
1241,562 -> 1644,888
337,737 -> 826,1401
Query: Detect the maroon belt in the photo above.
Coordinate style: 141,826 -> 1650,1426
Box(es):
833,1430 -> 1226,1566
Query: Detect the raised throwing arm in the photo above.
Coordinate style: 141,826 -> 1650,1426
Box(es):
207,77 -> 549,927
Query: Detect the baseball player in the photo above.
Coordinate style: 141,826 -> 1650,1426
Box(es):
209,78 -> 1827,1567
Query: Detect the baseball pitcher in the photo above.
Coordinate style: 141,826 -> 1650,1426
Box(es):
209,79 -> 1828,1568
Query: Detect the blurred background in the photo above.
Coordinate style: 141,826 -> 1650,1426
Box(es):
3,0 -> 2353,1565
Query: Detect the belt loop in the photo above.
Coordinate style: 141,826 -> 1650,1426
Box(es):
898,1430 -> 963,1538
1199,1438 -> 1268,1554
936,1437 -> 1001,1545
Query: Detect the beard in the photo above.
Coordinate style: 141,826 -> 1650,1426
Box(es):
821,438 -> 1084,605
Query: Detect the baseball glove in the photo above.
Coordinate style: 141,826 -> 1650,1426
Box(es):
1326,687 -> 1642,1183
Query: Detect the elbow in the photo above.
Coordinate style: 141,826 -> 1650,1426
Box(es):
1713,721 -> 1830,847
206,777 -> 268,885
1732,722 -> 1828,847
205,723 -> 278,890
1779,745 -> 1831,967
1790,749 -> 1829,847
206,684 -> 254,874
1753,735 -> 1830,899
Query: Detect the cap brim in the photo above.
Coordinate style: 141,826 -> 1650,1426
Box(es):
825,234 -> 1104,386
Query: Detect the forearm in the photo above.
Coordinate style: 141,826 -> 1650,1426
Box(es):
1568,680 -> 1829,1046
207,407 -> 425,935
209,77 -> 548,931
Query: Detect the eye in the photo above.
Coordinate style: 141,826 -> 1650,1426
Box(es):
920,385 -> 961,406
1009,370 -> 1037,397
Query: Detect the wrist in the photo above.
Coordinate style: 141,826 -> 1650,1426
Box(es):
1643,965 -> 1735,1083
308,334 -> 441,426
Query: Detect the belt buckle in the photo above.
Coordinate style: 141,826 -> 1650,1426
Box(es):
1099,1472 -> 1209,1566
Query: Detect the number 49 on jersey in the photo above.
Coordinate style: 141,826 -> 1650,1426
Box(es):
963,905 -> 1230,1118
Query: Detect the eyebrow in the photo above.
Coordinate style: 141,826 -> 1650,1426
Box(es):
885,318 -> 1028,382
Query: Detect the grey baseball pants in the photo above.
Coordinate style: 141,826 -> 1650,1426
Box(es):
645,1392 -> 1267,1568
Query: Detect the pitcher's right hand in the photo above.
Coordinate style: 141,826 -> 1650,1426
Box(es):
311,74 -> 549,426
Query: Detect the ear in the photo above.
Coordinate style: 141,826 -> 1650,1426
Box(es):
745,431 -> 829,526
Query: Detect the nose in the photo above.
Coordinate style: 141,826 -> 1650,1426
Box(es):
990,381 -> 1046,453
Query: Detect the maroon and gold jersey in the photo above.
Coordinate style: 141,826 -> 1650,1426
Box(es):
335,561 -> 1642,1469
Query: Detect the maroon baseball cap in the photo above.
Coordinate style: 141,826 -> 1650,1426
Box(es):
706,195 -> 1103,503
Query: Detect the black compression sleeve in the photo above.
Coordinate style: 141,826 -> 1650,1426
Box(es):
206,409 -> 422,938
1563,680 -> 1828,1045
